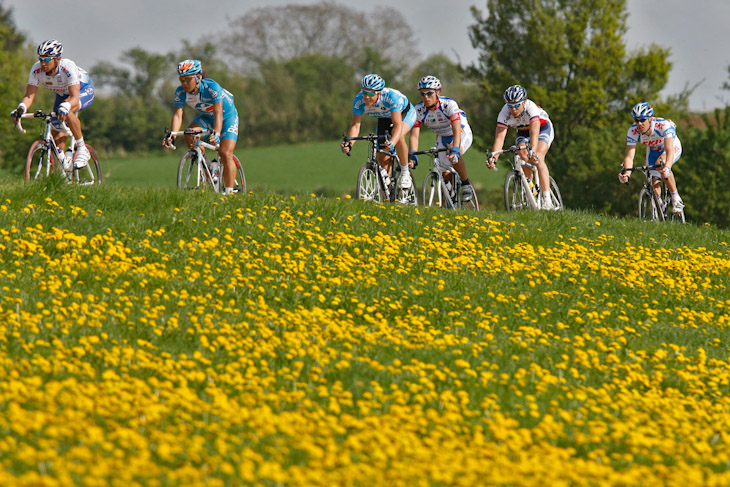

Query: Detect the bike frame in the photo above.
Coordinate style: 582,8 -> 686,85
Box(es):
488,144 -> 542,210
343,133 -> 397,202
622,164 -> 681,223
415,147 -> 456,209
169,128 -> 220,191
18,111 -> 75,178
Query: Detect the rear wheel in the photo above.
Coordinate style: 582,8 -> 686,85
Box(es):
356,162 -> 383,202
539,176 -> 562,210
25,140 -> 57,181
229,155 -> 246,194
394,169 -> 417,206
504,171 -> 529,211
663,190 -> 685,223
460,184 -> 479,211
72,145 -> 102,185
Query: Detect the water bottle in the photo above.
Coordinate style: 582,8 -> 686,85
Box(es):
65,149 -> 74,166
527,177 -> 538,197
379,166 -> 390,187
55,146 -> 66,164
210,159 -> 221,184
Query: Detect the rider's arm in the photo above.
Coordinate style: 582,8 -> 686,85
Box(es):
528,118 -> 540,160
389,109 -> 406,147
408,124 -> 420,152
210,101 -> 223,144
619,145 -> 636,182
342,114 -> 362,154
661,136 -> 674,173
164,107 -> 185,148
58,84 -> 80,122
20,84 -> 38,111
490,125 -> 508,159
450,119 -> 462,150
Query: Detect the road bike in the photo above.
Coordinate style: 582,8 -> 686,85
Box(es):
166,128 -> 246,194
415,146 -> 479,210
486,143 -> 562,211
16,110 -> 101,185
342,133 -> 418,206
620,164 -> 685,223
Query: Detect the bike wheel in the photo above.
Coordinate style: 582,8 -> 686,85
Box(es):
460,184 -> 479,211
638,186 -> 664,222
356,162 -> 383,202
504,171 -> 529,211
394,170 -> 418,206
544,176 -> 563,210
72,145 -> 102,185
177,152 -> 212,191
26,140 -> 58,181
422,172 -> 444,208
230,155 -> 246,194
664,191 -> 685,223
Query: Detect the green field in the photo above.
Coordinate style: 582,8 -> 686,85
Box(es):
0,178 -> 729,486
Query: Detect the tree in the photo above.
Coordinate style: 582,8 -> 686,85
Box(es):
467,0 -> 682,212
91,47 -> 173,102
220,1 -> 418,81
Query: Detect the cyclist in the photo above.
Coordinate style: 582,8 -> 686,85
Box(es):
341,73 -> 417,191
10,39 -> 94,170
163,59 -> 240,195
409,75 -> 475,202
618,102 -> 684,213
486,84 -> 555,209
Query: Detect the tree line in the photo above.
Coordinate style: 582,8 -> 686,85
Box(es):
1,0 -> 729,227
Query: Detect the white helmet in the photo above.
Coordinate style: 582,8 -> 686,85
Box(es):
418,75 -> 442,90
37,39 -> 63,58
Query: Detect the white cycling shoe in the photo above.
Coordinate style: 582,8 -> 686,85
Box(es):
399,172 -> 412,190
73,146 -> 90,169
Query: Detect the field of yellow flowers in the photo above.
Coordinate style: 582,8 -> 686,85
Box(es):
1,181 -> 729,487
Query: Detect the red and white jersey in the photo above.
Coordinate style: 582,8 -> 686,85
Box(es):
496,99 -> 550,130
27,58 -> 91,96
413,97 -> 469,136
626,117 -> 682,153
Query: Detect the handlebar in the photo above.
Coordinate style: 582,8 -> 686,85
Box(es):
341,132 -> 390,157
485,142 -> 532,160
619,163 -> 666,184
164,127 -> 219,151
13,110 -> 57,134
411,147 -> 448,156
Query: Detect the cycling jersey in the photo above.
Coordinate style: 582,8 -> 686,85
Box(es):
27,58 -> 91,96
496,99 -> 550,130
174,78 -> 237,119
353,87 -> 411,119
413,97 -> 468,136
626,117 -> 682,156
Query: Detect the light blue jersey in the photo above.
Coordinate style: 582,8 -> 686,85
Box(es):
353,87 -> 411,119
174,78 -> 239,141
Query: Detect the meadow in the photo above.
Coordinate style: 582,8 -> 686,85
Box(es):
0,174 -> 729,486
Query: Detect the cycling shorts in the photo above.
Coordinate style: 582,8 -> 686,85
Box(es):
376,104 -> 416,136
515,120 -> 554,148
435,122 -> 473,168
191,113 -> 239,142
646,145 -> 682,178
50,80 -> 95,131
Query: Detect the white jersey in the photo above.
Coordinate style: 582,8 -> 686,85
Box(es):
413,97 -> 469,136
27,58 -> 91,96
496,99 -> 550,131
626,117 -> 682,154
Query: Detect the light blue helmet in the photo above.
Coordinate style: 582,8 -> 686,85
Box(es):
418,75 -> 441,90
37,39 -> 63,58
361,74 -> 385,91
504,85 -> 527,103
177,59 -> 202,76
631,102 -> 654,119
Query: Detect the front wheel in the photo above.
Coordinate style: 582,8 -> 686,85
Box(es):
504,171 -> 529,211
422,172 -> 444,208
638,186 -> 664,222
356,162 -> 383,202
26,140 -> 59,181
178,152 -> 211,191
459,184 -> 479,211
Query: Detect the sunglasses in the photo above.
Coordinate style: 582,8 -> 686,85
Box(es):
635,118 -> 649,123
419,91 -> 437,97
179,76 -> 197,82
507,102 -> 522,108
362,90 -> 379,97
39,56 -> 55,63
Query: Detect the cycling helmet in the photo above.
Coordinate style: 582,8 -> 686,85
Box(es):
631,102 -> 654,119
37,39 -> 63,58
503,84 -> 527,104
361,74 -> 385,92
418,75 -> 442,90
177,59 -> 202,77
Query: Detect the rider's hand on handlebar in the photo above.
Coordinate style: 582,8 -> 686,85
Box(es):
209,132 -> 220,146
618,170 -> 630,184
10,103 -> 26,122
341,141 -> 352,154
408,150 -> 418,168
162,134 -> 175,149
485,156 -> 497,170
381,140 -> 395,154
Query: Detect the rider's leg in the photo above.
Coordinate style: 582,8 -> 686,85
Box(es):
219,138 -> 237,190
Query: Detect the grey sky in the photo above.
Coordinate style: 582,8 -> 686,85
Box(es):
6,0 -> 730,111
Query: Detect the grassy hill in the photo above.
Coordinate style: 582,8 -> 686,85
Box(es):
0,180 -> 729,486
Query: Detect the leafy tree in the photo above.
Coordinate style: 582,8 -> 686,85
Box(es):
91,47 -> 173,102
467,0 -> 682,212
220,1 -> 418,82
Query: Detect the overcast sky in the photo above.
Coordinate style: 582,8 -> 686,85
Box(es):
6,0 -> 730,111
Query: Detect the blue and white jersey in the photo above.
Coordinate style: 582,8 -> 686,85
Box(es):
496,99 -> 550,131
413,97 -> 468,136
174,78 -> 237,118
28,58 -> 91,96
626,118 -> 681,154
352,87 -> 411,119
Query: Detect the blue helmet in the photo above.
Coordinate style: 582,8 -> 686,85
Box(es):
177,59 -> 202,77
418,75 -> 442,90
631,102 -> 654,119
361,74 -> 385,91
503,85 -> 527,103
37,39 -> 63,58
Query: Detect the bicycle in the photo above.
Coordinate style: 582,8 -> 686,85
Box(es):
166,128 -> 246,194
15,110 -> 101,185
486,143 -> 562,211
341,133 -> 418,206
620,164 -> 685,223
415,146 -> 479,210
